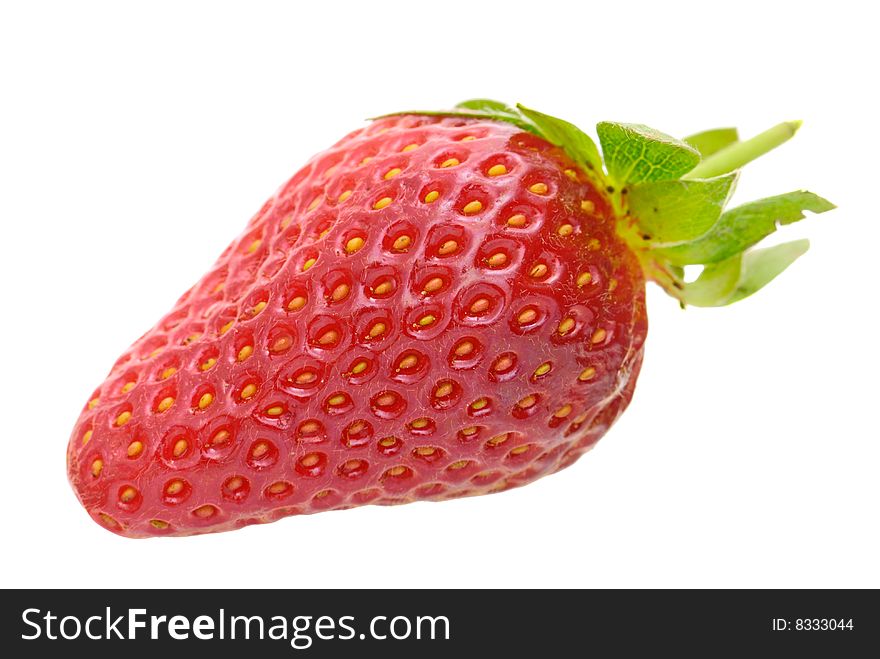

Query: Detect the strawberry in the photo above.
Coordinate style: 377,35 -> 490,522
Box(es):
67,100 -> 834,537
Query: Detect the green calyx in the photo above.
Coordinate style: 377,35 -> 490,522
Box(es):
377,100 -> 835,307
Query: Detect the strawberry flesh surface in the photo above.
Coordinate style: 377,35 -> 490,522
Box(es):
68,115 -> 647,537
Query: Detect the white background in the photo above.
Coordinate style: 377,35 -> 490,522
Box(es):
1,0 -> 877,589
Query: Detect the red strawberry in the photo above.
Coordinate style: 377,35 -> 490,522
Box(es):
67,101 -> 833,537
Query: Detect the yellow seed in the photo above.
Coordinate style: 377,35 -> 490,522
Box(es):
417,314 -> 436,327
150,520 -> 169,529
194,505 -> 216,518
402,143 -> 420,152
368,322 -> 386,339
161,367 -> 177,380
488,433 -> 509,446
183,333 -> 201,345
271,335 -> 292,353
507,214 -> 527,228
331,283 -> 350,301
608,278 -> 618,292
387,465 -> 407,476
119,487 -> 137,503
212,281 -> 225,294
198,392 -> 214,410
573,412 -> 589,424
345,236 -> 365,253
88,397 -> 99,410
392,235 -> 412,251
149,347 -> 164,358
219,320 -> 234,335
211,429 -> 230,445
307,197 -> 321,211
454,340 -> 474,356
172,438 -> 188,457
350,360 -> 368,375
265,405 -> 284,417
462,200 -> 483,214
410,418 -> 429,429
379,436 -> 397,447
301,453 -> 321,467
302,257 -> 317,271
82,430 -> 93,445
246,239 -> 262,254
591,328 -> 607,344
578,366 -> 597,381
422,277 -> 444,294
166,480 -> 184,495
240,383 -> 257,400
554,404 -> 573,418
91,459 -> 103,477
368,280 -> 391,296
121,381 -> 136,394
577,272 -> 592,287
460,135 -> 476,141
416,446 -> 436,456
200,357 -> 217,371
251,442 -> 270,458
336,190 -> 352,204
587,238 -> 601,251
268,482 -> 289,494
127,440 -> 143,457
251,301 -> 267,316
470,298 -> 490,314
360,156 -> 373,166
280,215 -> 292,230
529,182 -> 549,195
315,489 -> 332,499
318,329 -> 339,345
438,240 -> 458,256
287,295 -> 307,311
115,410 -> 132,427
564,168 -> 578,180
511,445 -> 530,455
557,317 -> 576,335
486,252 -> 507,267
517,308 -> 538,324
580,199 -> 595,213
224,476 -> 242,490
424,190 -> 440,203
493,355 -> 514,372
470,398 -> 488,411
435,382 -> 453,398
460,426 -> 477,436
534,362 -> 552,377
517,395 -> 537,409
558,224 -> 574,237
530,263 -> 548,278
440,158 -> 459,168
384,167 -> 402,179
328,394 -> 347,406
295,371 -> 317,385
487,164 -> 507,177
376,393 -> 396,407
373,196 -> 393,210
449,460 -> 469,470
238,345 -> 253,362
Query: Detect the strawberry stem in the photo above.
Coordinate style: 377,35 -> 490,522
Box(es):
683,120 -> 802,179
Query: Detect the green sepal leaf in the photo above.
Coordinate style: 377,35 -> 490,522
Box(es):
516,104 -> 602,172
596,122 -> 701,186
626,174 -> 738,245
372,99 -> 536,133
684,127 -> 739,157
658,191 -> 835,265
681,239 -> 810,307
